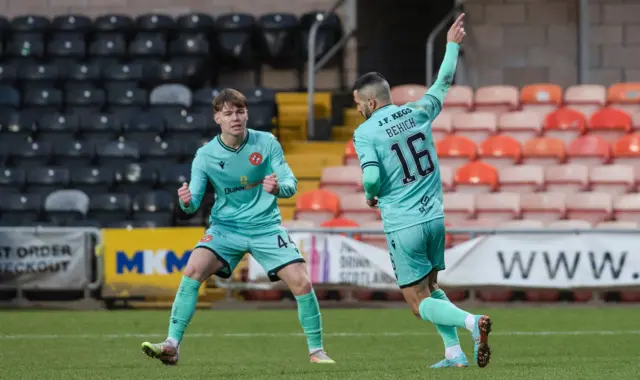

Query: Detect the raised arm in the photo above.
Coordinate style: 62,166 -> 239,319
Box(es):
413,14 -> 466,117
270,137 -> 297,198
179,151 -> 208,214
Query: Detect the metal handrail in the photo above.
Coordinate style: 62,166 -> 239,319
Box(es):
306,0 -> 351,138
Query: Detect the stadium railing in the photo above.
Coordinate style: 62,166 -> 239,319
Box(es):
0,226 -> 103,304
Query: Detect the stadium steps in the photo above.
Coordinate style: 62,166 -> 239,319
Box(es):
275,92 -> 333,140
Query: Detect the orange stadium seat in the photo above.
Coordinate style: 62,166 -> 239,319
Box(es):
435,135 -> 477,170
474,85 -> 519,114
431,113 -> 453,142
294,189 -> 340,224
544,164 -> 589,193
440,165 -> 454,192
451,112 -> 497,144
564,85 -> 606,118
566,135 -> 611,167
320,217 -> 361,240
498,165 -> 544,193
477,135 -> 522,168
319,166 -> 362,195
521,137 -> 566,166
564,192 -> 613,224
391,84 -> 426,105
546,219 -> 593,228
542,107 -> 587,145
497,111 -> 542,144
443,192 -> 475,223
344,139 -> 358,166
588,164 -> 635,195
520,193 -> 566,222
498,219 -> 545,229
607,82 -> 640,115
632,110 -> 640,131
587,107 -> 632,143
612,194 -> 640,222
474,193 -> 520,222
612,133 -> 640,167
596,220 -> 639,229
442,85 -> 474,114
338,193 -> 380,224
520,83 -> 563,116
454,161 -> 498,193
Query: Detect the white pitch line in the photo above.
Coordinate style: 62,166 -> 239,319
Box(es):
0,330 -> 638,340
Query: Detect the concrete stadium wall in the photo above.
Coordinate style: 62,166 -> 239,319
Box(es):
464,0 -> 640,87
3,0 -> 357,90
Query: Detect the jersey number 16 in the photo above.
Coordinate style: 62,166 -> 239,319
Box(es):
390,132 -> 435,185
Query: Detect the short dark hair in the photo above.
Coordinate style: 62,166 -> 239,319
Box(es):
352,72 -> 387,92
212,88 -> 248,112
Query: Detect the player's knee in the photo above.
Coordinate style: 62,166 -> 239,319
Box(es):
183,264 -> 206,282
410,302 -> 422,319
289,276 -> 313,296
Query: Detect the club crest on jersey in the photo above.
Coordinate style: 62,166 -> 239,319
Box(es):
249,152 -> 263,166
200,234 -> 213,242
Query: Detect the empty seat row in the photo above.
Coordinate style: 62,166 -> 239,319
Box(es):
391,83 -> 640,117
429,107 -> 638,144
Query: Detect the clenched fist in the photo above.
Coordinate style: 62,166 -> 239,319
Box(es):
263,174 -> 279,195
178,182 -> 192,206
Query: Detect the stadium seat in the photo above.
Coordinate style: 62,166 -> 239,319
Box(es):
0,111 -> 33,144
47,34 -> 86,62
36,113 -> 80,144
542,107 -> 587,145
525,290 -> 561,302
170,33 -> 210,59
11,140 -> 52,168
474,85 -> 518,114
19,62 -> 60,89
442,85 -> 473,114
596,220 -> 639,229
612,133 -> 640,168
588,164 -> 634,195
244,87 -> 277,132
25,167 -> 70,196
294,189 -> 340,224
97,141 -> 139,167
451,112 -> 497,144
51,14 -> 92,37
7,33 -> 45,60
11,15 -> 51,34
587,107 -> 632,143
498,219 -> 544,229
43,189 -> 89,225
319,166 -> 362,195
431,113 -> 453,142
564,192 -> 613,224
338,193 -> 379,224
443,192 -> 475,223
103,62 -> 144,88
320,217 -> 361,240
606,82 -> 640,115
88,193 -> 132,224
89,33 -> 127,62
544,164 -> 589,193
106,86 -> 148,117
176,12 -> 215,34
498,165 -> 544,193
258,13 -> 300,69
497,111 -> 542,144
23,87 -> 63,117
612,194 -> 640,222
94,14 -> 133,34
69,166 -> 113,194
0,193 -> 42,225
566,135 -> 611,167
122,111 -> 166,143
440,165 -> 454,192
435,135 -> 477,170
0,85 -> 20,111
0,62 -> 18,87
132,190 -> 174,226
299,11 -> 343,64
80,113 -> 121,143
519,193 -> 566,222
114,163 -> 158,195
390,84 -> 425,105
215,13 -> 257,68
163,110 -> 210,139
128,32 -> 167,59
477,135 -> 521,168
65,86 -> 107,116
136,13 -> 175,36
519,83 -> 562,116
474,192 -> 520,222
564,85 -> 606,118
521,137 -> 565,166
140,139 -> 182,167
343,139 -> 358,166
0,167 -> 26,194
454,161 -> 498,193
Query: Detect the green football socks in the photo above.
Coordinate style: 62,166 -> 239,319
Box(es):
419,295 -> 469,329
295,290 -> 323,352
431,289 -> 461,348
167,276 -> 201,344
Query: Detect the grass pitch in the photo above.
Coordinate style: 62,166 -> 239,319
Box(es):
1,307 -> 639,379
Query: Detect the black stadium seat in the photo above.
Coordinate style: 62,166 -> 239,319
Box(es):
113,163 -> 158,195
106,86 -> 148,117
140,139 -> 183,167
6,34 -> 45,60
244,87 -> 277,132
300,11 -> 343,64
0,111 -> 35,144
135,13 -> 176,36
36,112 -> 80,143
22,86 -> 63,118
0,62 -> 19,86
64,61 -> 104,89
19,62 -> 60,89
70,166 -> 113,194
258,13 -> 300,69
51,14 -> 93,37
25,166 -> 70,195
215,13 -> 257,68
80,113 -> 121,143
0,167 -> 26,194
89,33 -> 127,62
11,140 -> 52,168
11,15 -> 50,35
132,190 -> 174,226
128,33 -> 166,59
0,193 -> 42,225
176,13 -> 215,34
94,14 -> 133,35
170,33 -> 210,58
53,140 -> 95,167
47,35 -> 86,61
122,111 -> 166,143
88,193 -> 132,224
97,140 -> 139,166
65,85 -> 106,116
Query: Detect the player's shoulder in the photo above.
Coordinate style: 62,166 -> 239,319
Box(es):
354,118 -> 377,137
193,137 -> 219,157
250,129 -> 278,142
